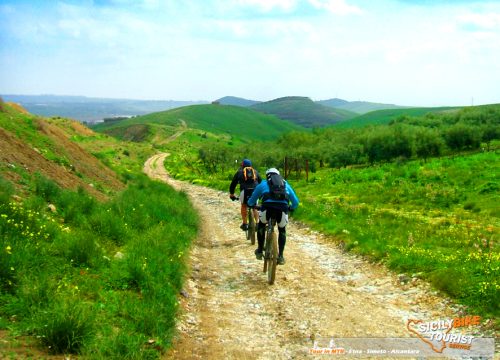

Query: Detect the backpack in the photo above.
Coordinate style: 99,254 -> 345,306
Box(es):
267,173 -> 288,201
242,167 -> 257,185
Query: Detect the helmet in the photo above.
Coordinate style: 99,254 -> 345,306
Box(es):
266,168 -> 280,176
242,159 -> 252,167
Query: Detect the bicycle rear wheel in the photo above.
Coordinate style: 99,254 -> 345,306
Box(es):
263,233 -> 269,273
267,231 -> 277,285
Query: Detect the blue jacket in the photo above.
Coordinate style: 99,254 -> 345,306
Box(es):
247,179 -> 299,211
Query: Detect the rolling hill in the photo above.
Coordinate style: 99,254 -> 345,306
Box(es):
92,103 -> 304,142
214,96 -> 260,107
250,96 -> 357,128
317,98 -> 408,114
333,106 -> 463,129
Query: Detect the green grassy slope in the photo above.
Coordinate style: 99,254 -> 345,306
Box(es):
336,101 -> 409,114
292,152 -> 499,318
333,106 -> 462,129
93,104 -> 304,142
0,101 -> 201,357
318,98 -> 408,114
250,96 -> 357,127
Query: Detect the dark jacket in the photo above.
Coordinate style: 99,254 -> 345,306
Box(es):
229,167 -> 262,194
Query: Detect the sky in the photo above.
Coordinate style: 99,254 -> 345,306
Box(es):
1,0 -> 499,106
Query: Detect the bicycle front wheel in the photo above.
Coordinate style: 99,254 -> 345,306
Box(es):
248,210 -> 256,245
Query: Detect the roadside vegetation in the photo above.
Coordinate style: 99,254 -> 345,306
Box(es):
0,101 -> 199,358
0,173 -> 198,359
333,106 -> 461,129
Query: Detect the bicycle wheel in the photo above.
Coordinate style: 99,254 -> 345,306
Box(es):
263,226 -> 271,273
267,230 -> 278,285
248,209 -> 256,245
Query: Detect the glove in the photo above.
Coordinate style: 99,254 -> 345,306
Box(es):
230,194 -> 237,201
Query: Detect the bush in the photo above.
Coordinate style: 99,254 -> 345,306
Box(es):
0,175 -> 14,205
57,231 -> 103,268
33,173 -> 61,202
35,300 -> 95,354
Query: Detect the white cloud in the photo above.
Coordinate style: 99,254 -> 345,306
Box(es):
457,12 -> 500,30
1,0 -> 499,105
307,0 -> 362,15
235,0 -> 297,12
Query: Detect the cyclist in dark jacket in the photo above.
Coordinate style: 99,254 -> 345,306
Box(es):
247,167 -> 299,265
229,159 -> 262,231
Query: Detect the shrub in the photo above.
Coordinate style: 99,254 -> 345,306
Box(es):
35,300 -> 95,354
57,231 -> 103,268
0,175 -> 14,204
33,173 -> 61,202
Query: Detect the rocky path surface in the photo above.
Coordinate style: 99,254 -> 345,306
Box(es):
144,153 -> 468,360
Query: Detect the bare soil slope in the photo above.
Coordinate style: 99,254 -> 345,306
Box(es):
0,105 -> 124,200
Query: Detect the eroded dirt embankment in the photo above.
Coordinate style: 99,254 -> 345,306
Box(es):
144,153 -> 469,360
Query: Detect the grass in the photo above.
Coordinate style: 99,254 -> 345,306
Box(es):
333,106 -> 462,129
291,151 -> 499,318
162,149 -> 499,323
0,173 -> 199,358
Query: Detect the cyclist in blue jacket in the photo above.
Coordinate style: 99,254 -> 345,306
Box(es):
247,168 -> 299,265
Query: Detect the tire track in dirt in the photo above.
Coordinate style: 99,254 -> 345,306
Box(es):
144,153 -> 463,359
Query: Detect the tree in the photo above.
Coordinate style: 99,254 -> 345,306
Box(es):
481,125 -> 499,151
414,127 -> 444,160
445,123 -> 481,151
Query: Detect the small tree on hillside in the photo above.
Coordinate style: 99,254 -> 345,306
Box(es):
481,125 -> 499,151
415,127 -> 444,161
445,123 -> 481,151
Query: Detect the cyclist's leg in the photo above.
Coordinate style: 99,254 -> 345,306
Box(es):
240,190 -> 248,226
277,210 -> 288,259
278,226 -> 286,257
256,209 -> 267,252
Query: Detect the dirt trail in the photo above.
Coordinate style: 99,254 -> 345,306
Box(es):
144,153 -> 462,359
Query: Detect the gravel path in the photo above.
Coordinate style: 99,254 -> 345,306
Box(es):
144,153 -> 469,360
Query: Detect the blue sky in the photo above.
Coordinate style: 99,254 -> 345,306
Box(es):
1,0 -> 499,106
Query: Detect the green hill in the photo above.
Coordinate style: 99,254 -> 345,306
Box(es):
92,103 -> 303,142
250,96 -> 357,128
318,98 -> 408,114
333,106 -> 462,129
214,96 -> 260,107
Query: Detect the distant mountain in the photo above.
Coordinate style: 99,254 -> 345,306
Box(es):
316,98 -> 349,107
214,96 -> 260,107
250,96 -> 356,128
1,94 -> 208,123
317,98 -> 408,114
